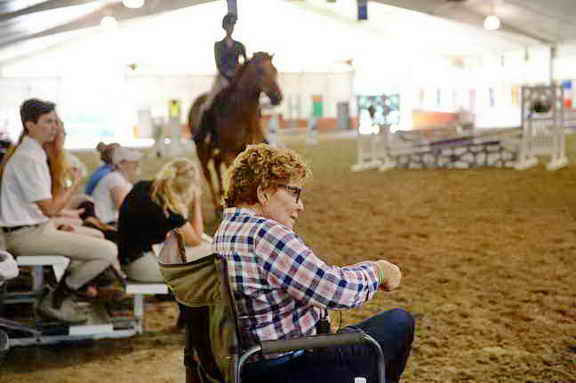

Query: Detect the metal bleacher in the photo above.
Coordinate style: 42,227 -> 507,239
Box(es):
0,254 -> 168,352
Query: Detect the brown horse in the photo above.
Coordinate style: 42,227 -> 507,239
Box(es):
187,93 -> 208,138
191,52 -> 282,210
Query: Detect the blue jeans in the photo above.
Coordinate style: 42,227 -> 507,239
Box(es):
243,308 -> 415,383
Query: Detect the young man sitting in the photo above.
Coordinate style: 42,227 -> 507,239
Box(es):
0,99 -> 119,323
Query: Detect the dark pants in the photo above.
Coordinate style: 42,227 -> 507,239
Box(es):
243,308 -> 415,383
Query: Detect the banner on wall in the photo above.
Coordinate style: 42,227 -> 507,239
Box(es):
561,80 -> 573,109
168,99 -> 182,120
357,94 -> 400,126
312,95 -> 323,118
357,0 -> 367,21
511,86 -> 520,106
227,0 -> 237,16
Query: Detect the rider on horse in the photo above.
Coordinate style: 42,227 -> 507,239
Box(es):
195,13 -> 247,144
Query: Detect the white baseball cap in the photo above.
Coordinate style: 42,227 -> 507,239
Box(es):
112,147 -> 142,165
0,250 -> 19,284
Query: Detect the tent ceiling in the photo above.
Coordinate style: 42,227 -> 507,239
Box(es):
0,0 -> 575,59
0,0 -> 212,50
373,0 -> 576,45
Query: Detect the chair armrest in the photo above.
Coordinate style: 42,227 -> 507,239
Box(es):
237,330 -> 386,383
260,331 -> 366,354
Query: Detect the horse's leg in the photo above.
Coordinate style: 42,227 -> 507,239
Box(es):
197,142 -> 220,211
216,151 -> 238,200
213,154 -> 225,203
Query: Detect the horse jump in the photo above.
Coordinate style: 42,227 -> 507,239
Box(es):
352,85 -> 568,172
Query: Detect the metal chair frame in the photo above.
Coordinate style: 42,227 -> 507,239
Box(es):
212,254 -> 386,383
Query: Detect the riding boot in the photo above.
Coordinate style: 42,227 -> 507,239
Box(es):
51,274 -> 76,310
90,266 -> 125,288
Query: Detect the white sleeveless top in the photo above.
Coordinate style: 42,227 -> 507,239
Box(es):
92,171 -> 132,224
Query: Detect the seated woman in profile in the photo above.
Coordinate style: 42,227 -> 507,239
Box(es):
213,144 -> 415,383
92,146 -> 142,227
85,142 -> 120,196
46,117 -> 117,241
117,158 -> 210,283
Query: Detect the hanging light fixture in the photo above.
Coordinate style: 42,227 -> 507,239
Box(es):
100,15 -> 118,30
484,15 -> 501,30
483,0 -> 500,31
122,0 -> 145,9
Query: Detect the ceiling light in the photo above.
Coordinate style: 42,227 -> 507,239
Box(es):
100,15 -> 118,30
483,15 -> 501,31
122,0 -> 144,9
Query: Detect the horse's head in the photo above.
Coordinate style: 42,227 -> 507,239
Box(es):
252,52 -> 283,106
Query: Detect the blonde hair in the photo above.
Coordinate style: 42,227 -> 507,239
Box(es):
45,116 -> 71,195
224,144 -> 311,208
151,158 -> 201,216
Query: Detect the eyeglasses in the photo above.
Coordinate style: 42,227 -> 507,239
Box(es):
278,184 -> 302,203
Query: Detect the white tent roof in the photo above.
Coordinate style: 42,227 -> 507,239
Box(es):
0,0 -> 560,77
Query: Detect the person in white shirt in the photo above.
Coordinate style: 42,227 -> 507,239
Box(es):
92,146 -> 142,226
0,250 -> 18,287
0,99 -> 118,323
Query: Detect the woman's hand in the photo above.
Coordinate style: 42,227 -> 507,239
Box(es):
59,208 -> 84,219
375,260 -> 402,291
57,224 -> 75,232
69,167 -> 83,186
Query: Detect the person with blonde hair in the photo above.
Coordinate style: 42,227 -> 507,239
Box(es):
117,158 -> 210,282
46,116 -> 109,240
213,143 -> 414,383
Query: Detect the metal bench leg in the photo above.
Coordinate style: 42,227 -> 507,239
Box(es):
31,266 -> 44,292
133,295 -> 144,334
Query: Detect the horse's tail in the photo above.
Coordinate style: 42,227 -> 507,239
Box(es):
188,93 -> 209,139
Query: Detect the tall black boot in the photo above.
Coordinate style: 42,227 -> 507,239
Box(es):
51,273 -> 76,310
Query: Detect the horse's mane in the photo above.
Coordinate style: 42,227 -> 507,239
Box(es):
211,52 -> 272,111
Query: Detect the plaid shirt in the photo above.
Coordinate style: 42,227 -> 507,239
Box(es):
214,208 -> 381,358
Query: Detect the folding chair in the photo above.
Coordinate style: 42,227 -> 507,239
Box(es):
212,254 -> 386,383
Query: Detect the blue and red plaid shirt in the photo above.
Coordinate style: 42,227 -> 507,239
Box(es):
214,208 -> 381,357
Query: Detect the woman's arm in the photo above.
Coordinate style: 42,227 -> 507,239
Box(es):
58,208 -> 83,219
36,167 -> 82,217
179,191 -> 204,247
257,223 -> 382,310
214,42 -> 227,78
111,185 -> 130,210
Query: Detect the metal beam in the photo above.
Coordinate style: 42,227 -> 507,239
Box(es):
372,0 -> 553,45
0,0 -> 215,51
0,0 -> 101,22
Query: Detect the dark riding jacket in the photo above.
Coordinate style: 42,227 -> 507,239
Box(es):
214,38 -> 247,81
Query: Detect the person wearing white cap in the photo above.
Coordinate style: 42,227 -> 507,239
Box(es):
92,146 -> 142,226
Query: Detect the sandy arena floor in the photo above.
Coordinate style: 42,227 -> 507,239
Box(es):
1,132 -> 575,382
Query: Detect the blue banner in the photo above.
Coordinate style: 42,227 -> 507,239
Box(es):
227,0 -> 237,16
358,0 -> 367,21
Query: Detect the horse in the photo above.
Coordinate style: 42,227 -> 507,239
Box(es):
187,93 -> 208,138
190,52 -> 282,211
